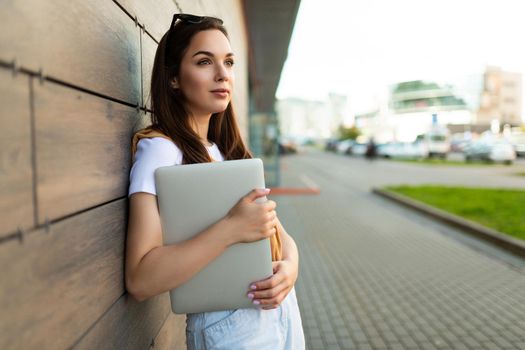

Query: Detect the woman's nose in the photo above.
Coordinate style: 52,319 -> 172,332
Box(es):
215,64 -> 230,82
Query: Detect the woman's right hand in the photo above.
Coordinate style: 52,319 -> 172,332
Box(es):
224,188 -> 278,245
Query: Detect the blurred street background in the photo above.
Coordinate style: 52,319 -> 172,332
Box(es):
270,0 -> 525,251
271,1 -> 525,348
274,0 -> 525,173
273,149 -> 525,350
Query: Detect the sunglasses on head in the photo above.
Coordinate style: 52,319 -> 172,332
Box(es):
170,14 -> 223,27
165,14 -> 224,63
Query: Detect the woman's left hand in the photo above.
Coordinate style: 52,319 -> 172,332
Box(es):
247,259 -> 298,310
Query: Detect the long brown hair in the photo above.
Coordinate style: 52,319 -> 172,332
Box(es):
149,16 -> 252,164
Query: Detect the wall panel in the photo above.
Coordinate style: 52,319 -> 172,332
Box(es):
0,0 -> 141,104
0,69 -> 33,237
34,81 -> 140,223
149,313 -> 187,349
0,199 -> 126,349
117,0 -> 177,42
142,33 -> 157,110
73,293 -> 171,350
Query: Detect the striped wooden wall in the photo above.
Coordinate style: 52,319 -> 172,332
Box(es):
0,1 -> 248,349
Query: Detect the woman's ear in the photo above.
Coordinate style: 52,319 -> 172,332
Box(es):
170,77 -> 179,89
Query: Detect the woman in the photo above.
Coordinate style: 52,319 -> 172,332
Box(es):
125,14 -> 305,349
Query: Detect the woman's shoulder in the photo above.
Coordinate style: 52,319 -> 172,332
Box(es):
137,136 -> 177,151
131,125 -> 182,165
128,132 -> 182,197
133,126 -> 171,140
132,126 -> 181,162
135,137 -> 182,164
133,126 -> 174,148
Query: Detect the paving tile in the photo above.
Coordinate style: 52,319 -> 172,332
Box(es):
356,343 -> 373,350
491,337 -> 514,348
481,341 -> 505,350
308,337 -> 324,350
420,343 -> 440,350
400,336 -> 418,348
340,337 -> 355,349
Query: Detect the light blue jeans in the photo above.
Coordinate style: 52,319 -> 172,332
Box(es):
185,287 -> 305,349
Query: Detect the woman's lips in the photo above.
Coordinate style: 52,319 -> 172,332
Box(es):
210,89 -> 229,98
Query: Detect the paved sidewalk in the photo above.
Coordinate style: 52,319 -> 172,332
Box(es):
275,152 -> 525,350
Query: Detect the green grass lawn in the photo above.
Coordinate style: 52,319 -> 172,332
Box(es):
386,185 -> 525,241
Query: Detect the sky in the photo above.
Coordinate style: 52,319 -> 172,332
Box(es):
276,0 -> 525,119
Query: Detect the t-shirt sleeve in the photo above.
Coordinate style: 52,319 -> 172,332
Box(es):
128,137 -> 182,197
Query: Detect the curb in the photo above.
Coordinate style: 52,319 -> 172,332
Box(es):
268,187 -> 320,195
372,187 -> 525,259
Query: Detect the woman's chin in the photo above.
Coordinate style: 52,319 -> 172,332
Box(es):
210,102 -> 230,114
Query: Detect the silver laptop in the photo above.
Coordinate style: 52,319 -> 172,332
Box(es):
154,158 -> 273,314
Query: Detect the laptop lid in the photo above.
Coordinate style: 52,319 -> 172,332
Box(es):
154,158 -> 273,314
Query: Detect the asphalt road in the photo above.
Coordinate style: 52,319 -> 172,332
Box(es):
273,150 -> 525,350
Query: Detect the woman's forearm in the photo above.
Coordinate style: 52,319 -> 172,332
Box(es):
126,218 -> 232,302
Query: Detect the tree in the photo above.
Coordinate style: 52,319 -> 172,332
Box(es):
338,125 -> 360,140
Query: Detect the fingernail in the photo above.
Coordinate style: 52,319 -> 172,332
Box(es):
253,300 -> 260,305
247,293 -> 254,299
264,188 -> 270,193
250,284 -> 257,290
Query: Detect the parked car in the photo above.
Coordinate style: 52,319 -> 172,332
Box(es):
416,126 -> 450,158
325,138 -> 339,152
406,141 -> 429,159
278,139 -> 297,154
509,133 -> 525,157
349,142 -> 368,156
450,132 -> 472,153
335,139 -> 354,155
464,138 -> 516,164
379,141 -> 428,159
377,143 -> 393,158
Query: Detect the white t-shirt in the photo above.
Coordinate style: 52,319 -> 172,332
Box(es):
128,137 -> 224,197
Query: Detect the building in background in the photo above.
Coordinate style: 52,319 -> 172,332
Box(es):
277,93 -> 349,143
277,98 -> 327,141
477,66 -> 522,126
354,66 -> 522,142
355,80 -> 473,142
390,80 -> 469,115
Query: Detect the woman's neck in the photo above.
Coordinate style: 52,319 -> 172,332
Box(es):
190,113 -> 213,146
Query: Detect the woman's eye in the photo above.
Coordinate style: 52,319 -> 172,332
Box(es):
197,59 -> 211,65
225,60 -> 235,67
